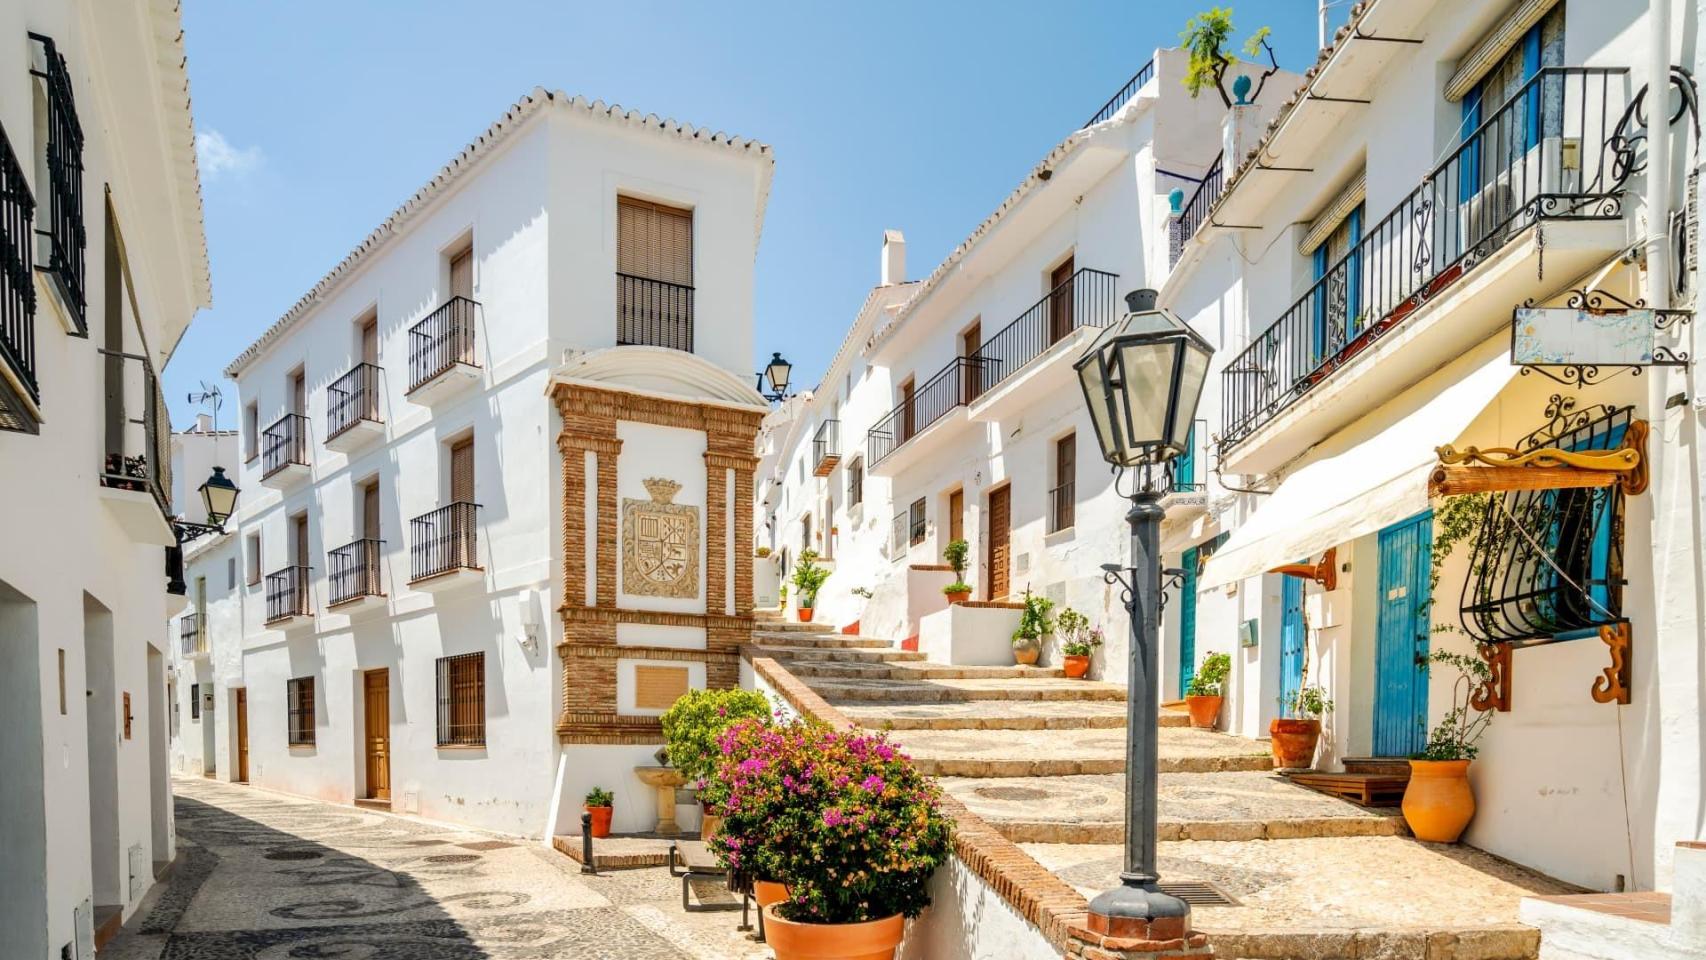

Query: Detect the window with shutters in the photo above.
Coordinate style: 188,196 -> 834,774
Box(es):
909,497 -> 927,547
1050,433 -> 1076,533
847,457 -> 863,508
436,653 -> 485,746
287,677 -> 315,745
246,531 -> 262,585
244,402 -> 258,462
190,683 -> 201,721
616,196 -> 694,351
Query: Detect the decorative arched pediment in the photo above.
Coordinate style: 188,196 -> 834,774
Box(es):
549,345 -> 768,411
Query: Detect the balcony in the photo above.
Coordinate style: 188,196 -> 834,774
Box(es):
0,120 -> 40,434
325,362 -> 383,453
260,413 -> 310,487
327,538 -> 385,612
264,565 -> 313,627
409,502 -> 482,591
867,357 -> 984,474
407,297 -> 480,404
1048,481 -> 1075,534
1083,59 -> 1155,128
97,349 -> 174,545
617,273 -> 694,352
966,267 -> 1121,423
1220,67 -> 1632,469
179,613 -> 206,658
29,33 -> 85,334
1169,152 -> 1224,267
812,419 -> 841,477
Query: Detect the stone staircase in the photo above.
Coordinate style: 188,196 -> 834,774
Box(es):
748,614 -> 1572,959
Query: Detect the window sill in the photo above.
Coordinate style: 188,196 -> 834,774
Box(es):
1045,526 -> 1076,544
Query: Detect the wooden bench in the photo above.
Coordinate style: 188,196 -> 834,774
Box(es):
1285,770 -> 1409,807
669,840 -> 743,914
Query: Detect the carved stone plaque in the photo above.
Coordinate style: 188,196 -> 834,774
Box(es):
622,477 -> 700,599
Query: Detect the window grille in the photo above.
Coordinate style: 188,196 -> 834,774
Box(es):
436,653 -> 485,746
287,677 -> 315,745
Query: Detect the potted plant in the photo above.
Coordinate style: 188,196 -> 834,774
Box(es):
584,786 -> 614,838
660,688 -> 773,839
709,718 -> 952,960
1402,648 -> 1494,843
791,550 -> 829,623
1010,588 -> 1054,666
941,538 -> 972,603
1185,651 -> 1231,728
756,546 -> 772,558
1056,610 -> 1100,678
1270,685 -> 1333,769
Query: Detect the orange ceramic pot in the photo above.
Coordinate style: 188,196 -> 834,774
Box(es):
699,806 -> 723,841
587,805 -> 613,838
1013,644 -> 1040,666
945,590 -> 972,604
753,879 -> 790,909
1402,759 -> 1476,843
1185,695 -> 1223,729
1268,718 -> 1320,769
763,905 -> 904,960
1063,654 -> 1091,678
798,607 -> 815,623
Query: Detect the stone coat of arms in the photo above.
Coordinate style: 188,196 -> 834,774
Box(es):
621,477 -> 700,599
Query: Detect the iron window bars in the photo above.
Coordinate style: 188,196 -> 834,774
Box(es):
908,498 -> 927,547
1085,60 -> 1156,128
1220,67 -> 1633,450
28,34 -> 85,333
847,456 -> 863,508
1171,152 -> 1225,266
328,538 -> 384,605
265,565 -> 312,623
812,419 -> 841,476
190,683 -> 200,720
180,613 -> 202,657
1458,401 -> 1630,646
0,120 -> 37,431
616,272 -> 695,352
1048,481 -> 1076,533
326,362 -> 382,440
436,652 -> 486,747
261,413 -> 309,478
409,502 -> 481,582
287,677 -> 315,746
407,296 -> 479,392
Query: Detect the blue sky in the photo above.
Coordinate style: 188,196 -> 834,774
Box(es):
166,0 -> 1344,427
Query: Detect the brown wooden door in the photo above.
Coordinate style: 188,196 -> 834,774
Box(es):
450,439 -> 476,567
363,483 -> 381,539
1049,257 -> 1076,344
360,318 -> 379,365
986,486 -> 1011,600
617,197 -> 694,284
234,689 -> 249,783
960,322 -> 982,402
450,247 -> 474,301
293,515 -> 309,567
363,670 -> 391,800
948,489 -> 964,545
900,380 -> 916,441
292,370 -> 306,416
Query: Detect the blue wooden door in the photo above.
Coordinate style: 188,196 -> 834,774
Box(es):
1280,575 -> 1305,712
1375,512 -> 1434,757
1178,548 -> 1199,696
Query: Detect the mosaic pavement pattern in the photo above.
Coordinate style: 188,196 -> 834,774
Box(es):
104,777 -> 768,960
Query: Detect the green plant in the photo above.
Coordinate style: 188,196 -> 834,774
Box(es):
584,786 -> 614,807
790,550 -> 830,609
942,581 -> 972,596
1415,649 -> 1495,761
660,688 -> 773,804
851,586 -> 874,599
755,546 -> 772,558
709,718 -> 953,923
1056,609 -> 1100,656
778,584 -> 788,604
1011,588 -> 1055,648
943,538 -> 970,579
1186,651 -> 1231,696
1280,684 -> 1334,720
1180,7 -> 1278,106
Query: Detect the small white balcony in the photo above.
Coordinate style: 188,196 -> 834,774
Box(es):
406,298 -> 481,407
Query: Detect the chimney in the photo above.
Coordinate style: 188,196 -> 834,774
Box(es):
195,413 -> 213,433
881,230 -> 906,286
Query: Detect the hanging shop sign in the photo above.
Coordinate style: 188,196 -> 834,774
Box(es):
1510,288 -> 1690,386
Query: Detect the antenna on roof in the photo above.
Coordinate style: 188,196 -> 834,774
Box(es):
187,381 -> 224,433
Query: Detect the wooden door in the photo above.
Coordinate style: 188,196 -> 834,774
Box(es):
234,689 -> 249,783
291,370 -> 306,416
1374,512 -> 1433,757
360,318 -> 378,365
1049,257 -> 1076,344
362,483 -> 382,595
900,380 -> 916,442
450,247 -> 474,301
293,515 -> 309,567
1280,575 -> 1306,715
1054,434 -> 1076,530
948,489 -> 964,545
450,439 -> 476,567
363,483 -> 381,540
986,486 -> 1011,600
1178,548 -> 1198,698
960,322 -> 982,402
363,670 -> 391,800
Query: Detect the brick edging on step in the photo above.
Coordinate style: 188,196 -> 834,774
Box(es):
749,655 -> 1092,953
955,600 -> 1024,609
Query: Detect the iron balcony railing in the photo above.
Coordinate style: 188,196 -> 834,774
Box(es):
1168,419 -> 1209,494
617,273 -> 694,352
1221,66 -> 1632,448
867,357 -> 986,466
1085,59 -> 1156,128
28,34 -> 85,333
408,296 -> 479,392
98,349 -> 171,520
261,413 -> 309,478
326,362 -> 382,440
812,419 -> 841,476
969,267 -> 1120,395
1049,481 -> 1076,533
1171,152 -> 1225,266
265,565 -> 312,623
0,120 -> 36,432
328,538 -> 384,605
410,502 -> 481,582
179,613 -> 204,657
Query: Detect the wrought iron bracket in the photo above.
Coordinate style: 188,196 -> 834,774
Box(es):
1305,90 -> 1372,104
1350,28 -> 1424,44
1470,643 -> 1512,713
173,520 -> 226,545
1516,288 -> 1692,386
1591,621 -> 1632,705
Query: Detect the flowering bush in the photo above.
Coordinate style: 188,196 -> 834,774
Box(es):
708,718 -> 952,923
660,688 -> 773,807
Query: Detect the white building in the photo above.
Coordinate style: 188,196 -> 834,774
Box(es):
212,89 -> 772,837
1163,0 -> 1701,904
0,1 -> 212,955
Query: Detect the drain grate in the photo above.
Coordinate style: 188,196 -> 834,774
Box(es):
1158,881 -> 1238,907
457,840 -> 516,852
424,854 -> 480,865
264,849 -> 323,861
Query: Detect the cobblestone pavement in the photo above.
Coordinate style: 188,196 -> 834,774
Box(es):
105,777 -> 770,960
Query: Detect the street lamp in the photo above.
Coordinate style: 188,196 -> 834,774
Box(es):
1072,288 -> 1212,939
175,466 -> 241,544
757,352 -> 792,403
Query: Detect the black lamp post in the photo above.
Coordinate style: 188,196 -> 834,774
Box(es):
1072,289 -> 1213,936
757,352 -> 793,403
175,466 -> 241,544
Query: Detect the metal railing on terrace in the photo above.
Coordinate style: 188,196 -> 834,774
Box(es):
1049,481 -> 1076,533
968,267 -> 1120,394
265,565 -> 312,623
0,120 -> 37,431
98,349 -> 171,519
867,357 -> 985,466
326,362 -> 382,439
1085,60 -> 1156,128
1170,152 -> 1224,267
617,273 -> 694,352
408,296 -> 479,392
1220,67 -> 1632,449
261,413 -> 309,478
328,538 -> 383,605
410,502 -> 480,582
812,419 -> 841,476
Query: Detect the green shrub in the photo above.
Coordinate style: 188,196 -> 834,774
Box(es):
790,550 -> 830,608
584,786 -> 614,807
660,688 -> 773,802
1186,651 -> 1231,696
1011,589 -> 1055,648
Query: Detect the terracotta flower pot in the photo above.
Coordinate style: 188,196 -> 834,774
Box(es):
1268,717 -> 1321,769
753,879 -> 790,909
1402,759 -> 1476,843
699,804 -> 723,841
1185,694 -> 1223,729
945,590 -> 971,604
763,904 -> 904,960
586,805 -> 613,838
798,607 -> 815,623
1013,643 -> 1040,666
1062,654 -> 1090,678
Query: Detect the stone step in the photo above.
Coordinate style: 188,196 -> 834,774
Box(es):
802,676 -> 1126,703
892,726 -> 1272,778
1023,837 -> 1565,959
749,633 -> 891,649
785,660 -> 1065,682
941,770 -> 1408,844
833,700 -> 1183,730
749,621 -> 839,635
749,644 -> 926,664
